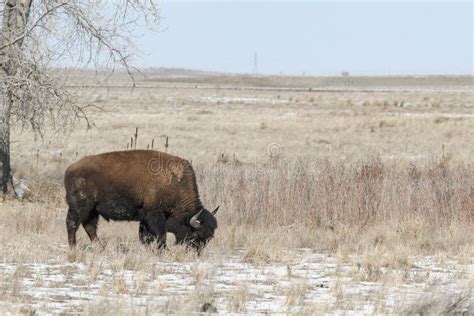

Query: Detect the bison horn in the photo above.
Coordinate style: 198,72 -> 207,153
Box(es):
211,206 -> 220,215
190,209 -> 204,228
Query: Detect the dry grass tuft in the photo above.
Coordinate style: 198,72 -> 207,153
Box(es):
402,289 -> 473,315
356,246 -> 412,281
229,283 -> 250,312
285,282 -> 309,307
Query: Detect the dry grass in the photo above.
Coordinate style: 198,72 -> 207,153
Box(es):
0,71 -> 473,313
401,288 -> 473,315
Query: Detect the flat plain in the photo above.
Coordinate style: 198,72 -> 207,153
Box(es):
1,70 -> 473,314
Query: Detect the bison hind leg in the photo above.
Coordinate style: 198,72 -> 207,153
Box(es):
82,210 -> 100,244
66,195 -> 96,248
66,209 -> 81,247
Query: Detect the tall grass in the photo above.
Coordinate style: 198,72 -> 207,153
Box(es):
199,155 -> 472,226
5,153 -> 469,256
4,152 -> 470,260
195,155 -> 473,255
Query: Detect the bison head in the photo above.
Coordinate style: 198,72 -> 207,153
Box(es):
187,206 -> 219,252
165,206 -> 219,253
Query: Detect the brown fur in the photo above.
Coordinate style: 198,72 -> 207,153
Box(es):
64,150 -> 217,250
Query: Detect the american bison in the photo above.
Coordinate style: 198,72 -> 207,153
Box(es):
64,150 -> 219,252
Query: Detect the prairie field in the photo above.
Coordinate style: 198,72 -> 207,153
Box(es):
1,70 -> 473,314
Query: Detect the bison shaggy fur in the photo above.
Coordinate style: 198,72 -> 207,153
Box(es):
64,150 -> 218,252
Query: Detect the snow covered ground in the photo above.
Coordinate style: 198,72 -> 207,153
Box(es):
189,96 -> 293,105
0,250 -> 471,314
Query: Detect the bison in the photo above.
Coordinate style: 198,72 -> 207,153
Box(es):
64,150 -> 219,252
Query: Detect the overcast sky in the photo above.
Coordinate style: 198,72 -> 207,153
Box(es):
134,1 -> 473,76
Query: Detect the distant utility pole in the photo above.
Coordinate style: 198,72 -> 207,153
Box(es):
253,51 -> 259,74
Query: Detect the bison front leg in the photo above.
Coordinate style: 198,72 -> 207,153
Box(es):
139,220 -> 154,244
140,211 -> 167,249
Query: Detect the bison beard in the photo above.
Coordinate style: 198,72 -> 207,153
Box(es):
140,208 -> 219,253
64,150 -> 218,252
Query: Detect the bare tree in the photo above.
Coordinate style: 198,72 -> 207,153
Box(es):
0,0 -> 159,193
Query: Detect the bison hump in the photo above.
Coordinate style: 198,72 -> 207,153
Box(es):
149,157 -> 191,184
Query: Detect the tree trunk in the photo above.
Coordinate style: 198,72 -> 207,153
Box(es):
0,98 -> 11,193
0,0 -> 32,193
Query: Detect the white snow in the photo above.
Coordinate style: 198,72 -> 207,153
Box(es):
0,251 -> 471,314
191,96 -> 293,105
